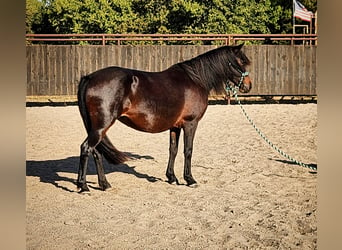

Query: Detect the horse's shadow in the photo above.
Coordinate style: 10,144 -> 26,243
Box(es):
26,153 -> 162,193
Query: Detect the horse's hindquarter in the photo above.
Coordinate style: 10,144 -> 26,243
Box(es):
119,68 -> 208,133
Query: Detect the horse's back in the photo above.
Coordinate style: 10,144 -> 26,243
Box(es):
81,65 -> 209,133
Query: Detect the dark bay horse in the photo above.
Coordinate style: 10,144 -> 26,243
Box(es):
77,44 -> 252,192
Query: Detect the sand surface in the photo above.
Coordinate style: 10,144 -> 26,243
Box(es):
26,104 -> 317,249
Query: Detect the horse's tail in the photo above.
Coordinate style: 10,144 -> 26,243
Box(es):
77,75 -> 91,132
77,75 -> 128,164
96,135 -> 129,164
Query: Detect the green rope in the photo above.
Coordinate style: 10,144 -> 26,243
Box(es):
227,85 -> 317,172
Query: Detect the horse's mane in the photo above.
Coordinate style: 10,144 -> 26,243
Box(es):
177,45 -> 251,94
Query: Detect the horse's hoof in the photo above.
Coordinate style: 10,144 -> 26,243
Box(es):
167,176 -> 180,185
77,183 -> 90,193
99,182 -> 112,191
101,186 -> 113,191
185,177 -> 197,187
169,180 -> 179,185
187,182 -> 199,188
77,188 -> 91,195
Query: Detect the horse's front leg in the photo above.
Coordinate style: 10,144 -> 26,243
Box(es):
166,127 -> 181,184
183,122 -> 198,186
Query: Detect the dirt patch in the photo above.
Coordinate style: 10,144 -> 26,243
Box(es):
26,104 -> 317,249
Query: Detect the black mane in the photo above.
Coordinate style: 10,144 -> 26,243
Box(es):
178,45 -> 251,94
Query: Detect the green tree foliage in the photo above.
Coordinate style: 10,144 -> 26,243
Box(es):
26,0 -> 43,33
26,0 -> 317,43
44,0 -> 138,33
131,0 -> 283,34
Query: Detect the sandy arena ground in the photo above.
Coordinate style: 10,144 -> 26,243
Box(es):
26,103 -> 317,249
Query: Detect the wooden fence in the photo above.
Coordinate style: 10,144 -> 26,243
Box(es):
26,33 -> 318,46
26,45 -> 316,98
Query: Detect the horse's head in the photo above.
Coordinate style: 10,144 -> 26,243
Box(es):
227,44 -> 252,93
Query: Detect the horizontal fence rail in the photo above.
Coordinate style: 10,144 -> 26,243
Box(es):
26,33 -> 317,46
26,45 -> 316,98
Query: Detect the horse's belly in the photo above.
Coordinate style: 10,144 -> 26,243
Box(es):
118,113 -> 174,133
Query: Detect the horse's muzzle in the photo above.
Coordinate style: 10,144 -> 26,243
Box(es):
239,76 -> 252,93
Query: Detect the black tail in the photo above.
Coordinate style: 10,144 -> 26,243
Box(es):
77,75 -> 91,132
77,75 -> 128,164
96,135 -> 128,164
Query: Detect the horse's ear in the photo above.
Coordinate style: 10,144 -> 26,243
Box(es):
233,43 -> 244,54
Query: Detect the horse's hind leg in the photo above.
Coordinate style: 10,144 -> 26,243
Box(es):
77,130 -> 109,192
77,139 -> 91,192
92,147 -> 111,191
166,127 -> 181,184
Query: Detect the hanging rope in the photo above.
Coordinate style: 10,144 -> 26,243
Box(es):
226,85 -> 317,172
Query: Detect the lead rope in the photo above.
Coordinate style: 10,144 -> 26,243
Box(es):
225,84 -> 317,172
